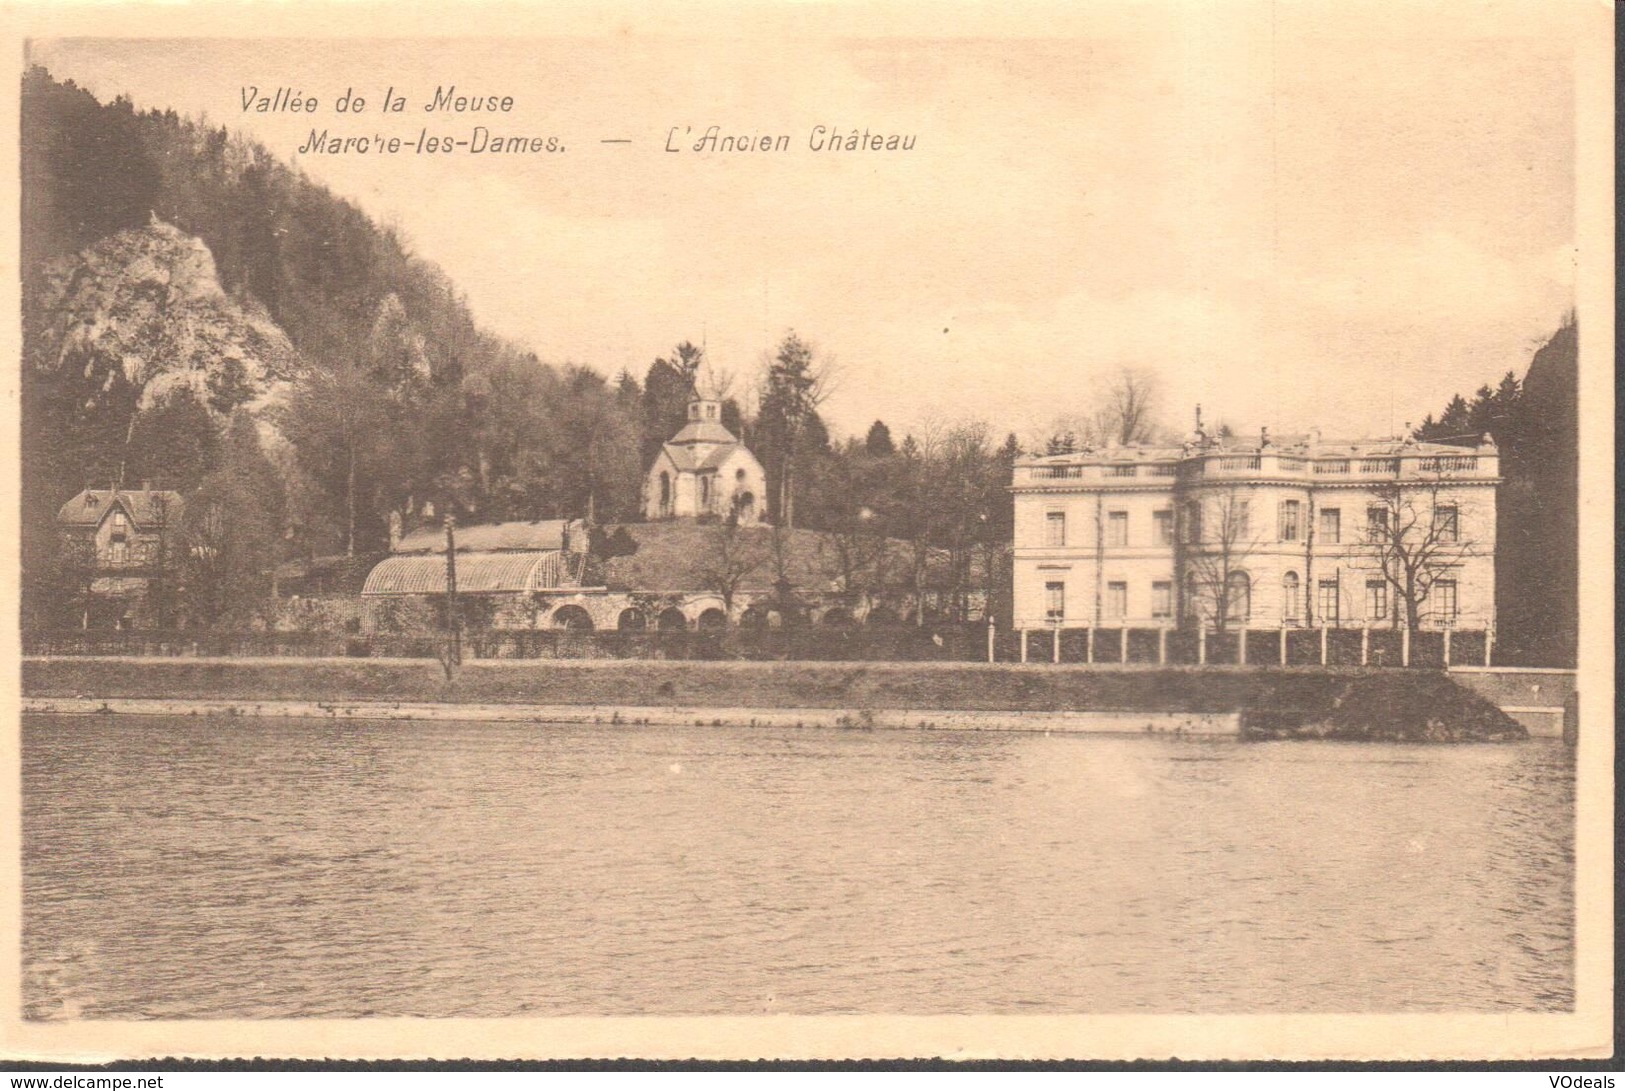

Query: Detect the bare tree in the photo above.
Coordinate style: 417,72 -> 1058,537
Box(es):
1097,365 -> 1163,445
1361,474 -> 1479,633
935,421 -> 998,622
818,507 -> 890,605
144,490 -> 179,629
696,513 -> 767,620
1031,366 -> 1166,455
697,359 -> 735,402
1181,486 -> 1259,633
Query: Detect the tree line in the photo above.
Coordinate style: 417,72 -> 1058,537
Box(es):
18,67 -> 1577,663
15,67 -> 1043,629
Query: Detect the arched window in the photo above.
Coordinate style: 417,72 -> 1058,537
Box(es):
658,472 -> 672,516
1281,571 -> 1301,624
699,475 -> 711,510
1225,572 -> 1251,623
735,491 -> 756,523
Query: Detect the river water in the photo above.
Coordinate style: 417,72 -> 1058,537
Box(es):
22,714 -> 1573,1019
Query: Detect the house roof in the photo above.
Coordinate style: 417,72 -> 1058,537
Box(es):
1018,435 -> 1487,468
662,440 -> 751,474
362,550 -> 577,595
669,419 -> 740,446
56,489 -> 184,529
596,520 -> 964,594
394,519 -> 576,554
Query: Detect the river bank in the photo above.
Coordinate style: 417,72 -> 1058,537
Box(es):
23,657 -> 1525,741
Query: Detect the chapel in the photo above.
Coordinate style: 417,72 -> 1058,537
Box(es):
643,395 -> 767,523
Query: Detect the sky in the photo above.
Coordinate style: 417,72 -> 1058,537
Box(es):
29,9 -> 1579,444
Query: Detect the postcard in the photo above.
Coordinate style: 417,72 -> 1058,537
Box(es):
1,0 -> 1613,1064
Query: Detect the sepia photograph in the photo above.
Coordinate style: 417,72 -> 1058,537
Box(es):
2,0 -> 1613,1065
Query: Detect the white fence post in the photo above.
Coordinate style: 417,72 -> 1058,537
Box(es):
1443,626 -> 1452,668
1159,626 -> 1168,665
1320,625 -> 1328,667
1086,626 -> 1095,665
1280,624 -> 1288,666
1238,627 -> 1248,665
1401,626 -> 1411,667
1120,626 -> 1129,664
1361,625 -> 1369,667
1198,626 -> 1207,665
1020,628 -> 1029,663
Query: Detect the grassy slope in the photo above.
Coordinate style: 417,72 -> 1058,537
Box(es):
24,659 -> 1524,741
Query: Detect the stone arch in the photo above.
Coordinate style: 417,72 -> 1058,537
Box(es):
552,604 -> 595,631
820,606 -> 856,628
739,604 -> 769,629
656,607 -> 688,631
696,607 -> 728,630
617,607 -> 647,631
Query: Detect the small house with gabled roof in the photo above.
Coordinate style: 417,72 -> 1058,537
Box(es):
55,486 -> 184,629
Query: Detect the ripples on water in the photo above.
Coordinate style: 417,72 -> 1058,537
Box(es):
22,715 -> 1573,1019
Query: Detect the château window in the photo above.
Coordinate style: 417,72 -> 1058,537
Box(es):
1365,579 -> 1388,621
1106,511 -> 1128,547
1366,506 -> 1389,539
1279,500 -> 1301,542
1234,500 -> 1251,539
1184,501 -> 1202,544
1107,581 -> 1127,619
1151,581 -> 1173,619
1045,511 -> 1066,548
1319,508 -> 1341,544
1044,581 -> 1065,621
1224,571 -> 1251,623
1434,504 -> 1459,542
1281,572 -> 1301,623
1318,580 -> 1340,624
1434,579 -> 1459,623
1152,509 -> 1173,546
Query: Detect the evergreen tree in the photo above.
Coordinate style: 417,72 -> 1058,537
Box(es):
865,420 -> 895,457
182,412 -> 284,626
125,387 -> 219,493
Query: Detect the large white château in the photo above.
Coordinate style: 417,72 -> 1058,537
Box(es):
1011,421 -> 1500,633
